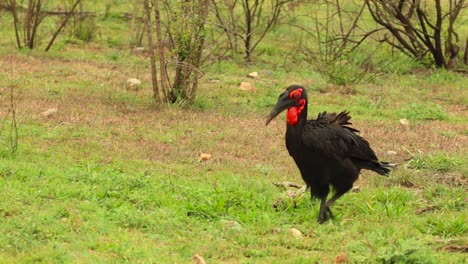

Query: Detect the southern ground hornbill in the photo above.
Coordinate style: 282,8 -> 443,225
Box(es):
266,85 -> 392,223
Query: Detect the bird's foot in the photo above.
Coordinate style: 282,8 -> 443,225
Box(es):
317,207 -> 334,224
317,215 -> 326,224
317,212 -> 328,224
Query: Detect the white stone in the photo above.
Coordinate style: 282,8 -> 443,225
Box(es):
289,228 -> 303,238
399,118 -> 409,126
247,71 -> 259,78
126,78 -> 142,91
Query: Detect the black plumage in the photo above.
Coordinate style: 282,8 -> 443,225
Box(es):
266,85 -> 391,223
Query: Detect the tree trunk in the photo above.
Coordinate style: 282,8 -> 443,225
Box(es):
446,44 -> 459,69
433,0 -> 446,68
244,0 -> 252,61
29,0 -> 42,49
464,38 -> 468,65
144,0 -> 160,103
25,0 -> 34,48
9,0 -> 22,49
188,0 -> 210,100
153,0 -> 174,103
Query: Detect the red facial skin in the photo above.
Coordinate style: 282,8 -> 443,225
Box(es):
286,88 -> 305,126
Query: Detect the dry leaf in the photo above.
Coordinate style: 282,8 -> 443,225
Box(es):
442,245 -> 468,253
41,108 -> 58,117
193,254 -> 206,264
198,153 -> 212,162
334,252 -> 349,263
239,82 -> 256,92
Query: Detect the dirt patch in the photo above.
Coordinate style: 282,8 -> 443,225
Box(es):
440,245 -> 468,253
356,120 -> 467,164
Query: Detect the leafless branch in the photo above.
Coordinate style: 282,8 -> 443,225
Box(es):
365,0 -> 467,68
45,0 -> 81,51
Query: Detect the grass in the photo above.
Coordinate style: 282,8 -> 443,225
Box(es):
0,3 -> 467,264
407,152 -> 464,172
398,102 -> 449,121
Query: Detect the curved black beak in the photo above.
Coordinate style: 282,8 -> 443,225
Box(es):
266,92 -> 295,126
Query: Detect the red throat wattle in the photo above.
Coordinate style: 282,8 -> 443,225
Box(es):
287,99 -> 305,126
287,107 -> 298,125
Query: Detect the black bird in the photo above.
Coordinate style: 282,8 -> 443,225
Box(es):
266,85 -> 391,223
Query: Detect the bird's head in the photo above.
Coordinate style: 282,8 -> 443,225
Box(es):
266,85 -> 308,126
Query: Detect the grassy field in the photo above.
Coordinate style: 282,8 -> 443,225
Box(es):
0,3 -> 467,264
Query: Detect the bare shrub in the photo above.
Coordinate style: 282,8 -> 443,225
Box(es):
5,0 -> 82,50
145,0 -> 212,104
211,0 -> 293,61
365,0 -> 467,69
292,1 -> 386,85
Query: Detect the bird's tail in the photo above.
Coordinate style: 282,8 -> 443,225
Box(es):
374,161 -> 394,176
357,160 -> 394,176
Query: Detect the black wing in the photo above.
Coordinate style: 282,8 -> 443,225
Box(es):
301,111 -> 379,162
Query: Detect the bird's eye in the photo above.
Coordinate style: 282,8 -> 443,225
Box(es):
289,88 -> 303,100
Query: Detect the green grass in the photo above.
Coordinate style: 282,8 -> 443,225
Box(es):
0,2 -> 467,263
3,156 -> 465,263
398,102 -> 449,121
407,152 -> 463,172
1,88 -> 466,263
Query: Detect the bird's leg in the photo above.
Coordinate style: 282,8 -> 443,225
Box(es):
324,189 -> 350,219
326,207 -> 334,219
317,197 -> 329,224
325,193 -> 344,208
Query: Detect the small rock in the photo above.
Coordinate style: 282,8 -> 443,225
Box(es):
247,71 -> 259,78
399,118 -> 409,126
126,78 -> 142,90
198,153 -> 212,162
334,252 -> 349,263
239,82 -> 256,92
220,220 -> 243,231
387,150 -> 397,156
289,228 -> 303,238
192,254 -> 206,264
41,108 -> 58,117
133,47 -> 145,52
126,78 -> 141,85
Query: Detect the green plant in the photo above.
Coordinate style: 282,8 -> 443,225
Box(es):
71,16 -> 98,42
416,215 -> 466,237
398,102 -> 448,121
407,152 -> 462,172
